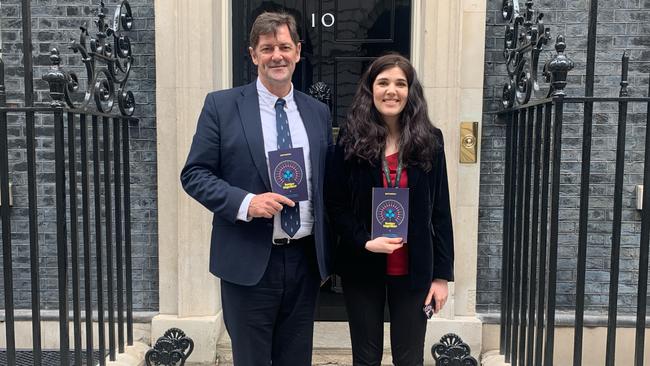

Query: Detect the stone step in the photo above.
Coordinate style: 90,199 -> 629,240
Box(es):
214,345 -> 394,366
213,322 -> 391,365
206,319 -> 482,365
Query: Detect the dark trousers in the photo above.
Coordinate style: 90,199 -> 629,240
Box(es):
221,239 -> 320,366
343,276 -> 429,366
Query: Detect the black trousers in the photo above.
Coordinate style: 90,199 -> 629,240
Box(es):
221,238 -> 320,366
342,276 -> 429,366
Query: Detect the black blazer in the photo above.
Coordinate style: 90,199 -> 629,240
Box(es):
181,82 -> 334,286
326,128 -> 454,290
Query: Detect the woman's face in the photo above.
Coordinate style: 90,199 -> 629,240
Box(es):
372,66 -> 408,122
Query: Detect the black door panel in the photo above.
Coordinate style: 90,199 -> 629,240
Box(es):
325,0 -> 395,42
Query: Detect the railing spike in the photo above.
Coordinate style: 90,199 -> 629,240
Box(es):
620,51 -> 630,97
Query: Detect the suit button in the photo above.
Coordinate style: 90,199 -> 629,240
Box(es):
266,223 -> 273,228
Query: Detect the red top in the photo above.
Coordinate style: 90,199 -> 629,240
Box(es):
383,152 -> 409,276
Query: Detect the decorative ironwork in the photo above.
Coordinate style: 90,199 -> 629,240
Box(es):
500,0 -> 552,108
145,328 -> 194,366
431,333 -> 478,366
308,81 -> 332,109
542,35 -> 575,97
42,1 -> 135,115
498,2 -> 650,366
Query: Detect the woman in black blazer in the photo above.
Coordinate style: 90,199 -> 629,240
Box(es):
326,54 -> 454,366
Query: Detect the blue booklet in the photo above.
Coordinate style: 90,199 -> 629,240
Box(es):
268,147 -> 308,202
371,187 -> 409,240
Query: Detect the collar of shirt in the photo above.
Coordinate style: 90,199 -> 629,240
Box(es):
256,78 -> 296,112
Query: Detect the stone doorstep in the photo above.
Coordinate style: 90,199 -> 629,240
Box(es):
210,318 -> 482,366
213,343 -> 394,366
212,322 -> 392,366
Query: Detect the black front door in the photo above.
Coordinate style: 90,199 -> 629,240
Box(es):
233,0 -> 411,127
232,0 -> 412,320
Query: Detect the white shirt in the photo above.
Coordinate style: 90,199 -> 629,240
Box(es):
236,78 -> 314,239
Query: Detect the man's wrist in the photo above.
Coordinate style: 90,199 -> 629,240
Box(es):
236,193 -> 256,222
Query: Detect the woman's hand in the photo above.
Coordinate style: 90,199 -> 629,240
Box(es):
364,237 -> 403,254
424,279 -> 448,314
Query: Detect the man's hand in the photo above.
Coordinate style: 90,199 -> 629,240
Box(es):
247,193 -> 295,219
424,279 -> 449,314
364,237 -> 403,254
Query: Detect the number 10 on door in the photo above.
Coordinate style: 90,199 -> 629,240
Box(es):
312,13 -> 335,28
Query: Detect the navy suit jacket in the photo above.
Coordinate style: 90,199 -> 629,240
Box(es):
181,82 -> 334,286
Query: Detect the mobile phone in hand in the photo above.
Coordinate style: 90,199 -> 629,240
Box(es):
423,302 -> 435,319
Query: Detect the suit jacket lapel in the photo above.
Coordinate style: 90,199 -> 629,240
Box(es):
237,82 -> 272,191
372,162 -> 383,187
294,92 -> 321,191
407,164 -> 422,200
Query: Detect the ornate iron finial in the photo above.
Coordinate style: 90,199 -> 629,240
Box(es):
42,49 -> 68,107
431,333 -> 478,366
543,35 -> 575,97
620,51 -> 629,97
43,0 -> 135,115
500,0 -> 553,108
145,328 -> 194,366
308,81 -> 332,108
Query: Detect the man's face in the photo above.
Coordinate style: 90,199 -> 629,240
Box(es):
249,24 -> 301,91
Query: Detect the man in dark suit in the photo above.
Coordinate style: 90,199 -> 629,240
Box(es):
180,12 -> 333,366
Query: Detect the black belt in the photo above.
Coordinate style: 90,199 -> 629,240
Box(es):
272,235 -> 314,246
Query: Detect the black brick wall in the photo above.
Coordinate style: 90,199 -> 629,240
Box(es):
0,0 -> 158,311
479,0 -> 650,315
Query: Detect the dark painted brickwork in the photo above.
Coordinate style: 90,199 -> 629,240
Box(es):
479,0 -> 650,315
0,0 -> 157,311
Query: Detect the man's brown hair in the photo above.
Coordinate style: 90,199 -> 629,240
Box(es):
249,12 -> 300,49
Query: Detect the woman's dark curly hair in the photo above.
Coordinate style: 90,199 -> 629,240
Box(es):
339,54 -> 441,172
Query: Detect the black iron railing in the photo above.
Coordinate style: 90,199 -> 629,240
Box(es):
498,1 -> 650,366
0,1 -> 137,365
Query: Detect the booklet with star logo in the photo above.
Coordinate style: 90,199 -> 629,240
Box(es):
371,187 -> 409,240
268,147 -> 308,202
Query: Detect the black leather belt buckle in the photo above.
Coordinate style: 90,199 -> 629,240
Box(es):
273,238 -> 292,245
272,235 -> 313,246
